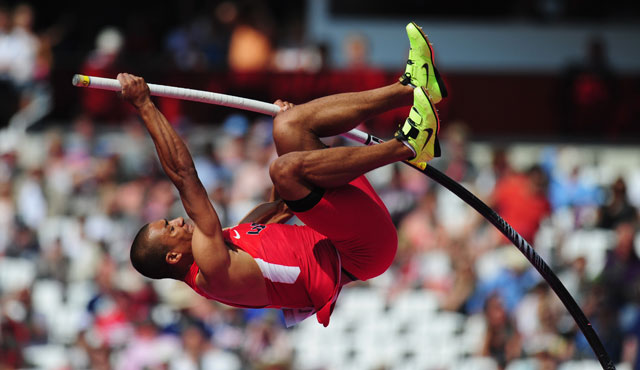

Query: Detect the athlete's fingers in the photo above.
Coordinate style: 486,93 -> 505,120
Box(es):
273,99 -> 284,107
273,99 -> 294,112
116,73 -> 131,100
117,73 -> 151,108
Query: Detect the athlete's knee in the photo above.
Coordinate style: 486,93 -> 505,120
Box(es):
273,108 -> 318,155
269,152 -> 303,187
273,110 -> 300,149
273,109 -> 296,136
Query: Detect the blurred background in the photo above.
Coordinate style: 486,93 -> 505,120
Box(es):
1,0 -> 639,369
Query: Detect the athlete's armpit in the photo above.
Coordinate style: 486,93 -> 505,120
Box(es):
194,247 -> 270,306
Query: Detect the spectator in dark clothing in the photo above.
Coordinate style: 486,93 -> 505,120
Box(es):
598,177 -> 637,229
558,37 -> 619,139
480,293 -> 523,370
598,221 -> 640,308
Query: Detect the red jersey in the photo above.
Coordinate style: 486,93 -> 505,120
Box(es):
184,222 -> 342,327
184,175 -> 398,327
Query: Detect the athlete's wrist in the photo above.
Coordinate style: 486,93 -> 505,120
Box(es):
136,99 -> 155,111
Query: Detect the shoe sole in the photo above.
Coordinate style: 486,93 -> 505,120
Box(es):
410,22 -> 449,99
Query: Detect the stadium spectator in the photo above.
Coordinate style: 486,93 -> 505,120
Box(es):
0,177 -> 15,253
432,121 -> 477,184
0,4 -> 52,131
480,293 -> 523,369
226,2 -> 275,73
598,177 -> 638,229
598,221 -> 640,309
492,164 -> 551,244
541,147 -> 603,211
558,37 -> 619,139
0,4 -> 19,127
440,240 -> 476,313
80,27 -> 126,121
466,248 -> 541,315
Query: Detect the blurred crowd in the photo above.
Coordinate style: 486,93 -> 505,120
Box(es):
0,3 -> 52,134
0,108 -> 639,369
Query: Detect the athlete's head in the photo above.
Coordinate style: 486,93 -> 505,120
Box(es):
130,217 -> 194,280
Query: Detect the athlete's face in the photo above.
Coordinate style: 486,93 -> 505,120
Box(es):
147,217 -> 194,253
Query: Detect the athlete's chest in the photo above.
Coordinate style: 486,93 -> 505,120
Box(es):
194,249 -> 270,307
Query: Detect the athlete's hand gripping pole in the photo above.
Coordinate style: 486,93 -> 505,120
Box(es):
72,74 -> 615,370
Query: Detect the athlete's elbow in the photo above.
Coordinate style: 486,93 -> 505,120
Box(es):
170,166 -> 198,187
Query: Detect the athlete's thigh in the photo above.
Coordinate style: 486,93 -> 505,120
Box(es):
294,176 -> 398,280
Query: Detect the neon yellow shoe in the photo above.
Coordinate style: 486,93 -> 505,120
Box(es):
395,86 -> 441,170
399,22 -> 448,104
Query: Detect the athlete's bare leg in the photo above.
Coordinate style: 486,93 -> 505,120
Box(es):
273,82 -> 413,155
270,82 -> 414,200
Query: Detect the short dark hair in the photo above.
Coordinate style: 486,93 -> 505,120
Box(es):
130,223 -> 176,279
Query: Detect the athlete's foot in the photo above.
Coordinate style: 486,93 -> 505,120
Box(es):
394,86 -> 441,170
398,22 -> 448,104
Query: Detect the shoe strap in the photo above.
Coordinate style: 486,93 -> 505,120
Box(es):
395,115 -> 420,158
407,107 -> 423,131
399,72 -> 412,86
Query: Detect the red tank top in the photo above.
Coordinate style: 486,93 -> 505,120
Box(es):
183,222 -> 342,326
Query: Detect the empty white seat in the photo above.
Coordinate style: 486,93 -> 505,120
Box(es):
459,314 -> 488,355
387,290 -> 439,321
454,356 -> 499,370
66,280 -> 95,308
505,358 -> 538,370
561,228 -> 614,279
410,310 -> 465,339
48,304 -> 86,344
31,279 -> 64,316
407,339 -> 463,370
0,257 -> 36,293
558,359 -> 606,370
23,344 -> 69,369
335,287 -> 385,314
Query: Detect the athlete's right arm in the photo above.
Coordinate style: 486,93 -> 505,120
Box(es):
237,200 -> 293,224
237,187 -> 294,224
118,73 -> 230,278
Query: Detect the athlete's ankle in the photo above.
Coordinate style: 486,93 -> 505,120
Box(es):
393,137 -> 416,159
396,81 -> 414,96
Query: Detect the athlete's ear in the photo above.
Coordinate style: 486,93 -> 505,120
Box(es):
166,251 -> 183,264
